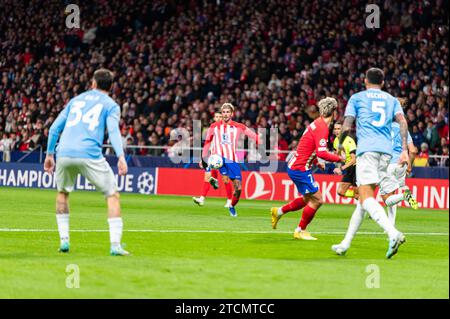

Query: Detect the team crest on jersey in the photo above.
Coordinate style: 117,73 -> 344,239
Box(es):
319,138 -> 327,146
221,133 -> 231,145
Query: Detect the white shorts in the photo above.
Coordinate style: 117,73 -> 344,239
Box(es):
56,157 -> 117,197
356,152 -> 392,192
379,163 -> 408,195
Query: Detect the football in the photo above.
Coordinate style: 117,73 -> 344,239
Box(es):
208,154 -> 223,169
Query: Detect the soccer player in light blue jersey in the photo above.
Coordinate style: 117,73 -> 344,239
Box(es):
382,118 -> 418,222
44,69 -> 129,256
332,68 -> 411,259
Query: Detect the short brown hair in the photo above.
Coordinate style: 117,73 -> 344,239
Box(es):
93,68 -> 114,91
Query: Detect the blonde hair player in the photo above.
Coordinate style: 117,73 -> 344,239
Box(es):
271,97 -> 345,240
193,110 -> 233,207
201,103 -> 261,217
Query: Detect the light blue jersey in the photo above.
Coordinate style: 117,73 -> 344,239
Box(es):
345,88 -> 403,156
47,89 -> 124,159
390,122 -> 412,164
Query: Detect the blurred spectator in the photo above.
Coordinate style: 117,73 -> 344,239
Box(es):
414,142 -> 430,167
0,133 -> 13,162
411,125 -> 425,148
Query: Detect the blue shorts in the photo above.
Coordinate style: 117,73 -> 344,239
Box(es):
219,159 -> 242,180
287,168 -> 319,195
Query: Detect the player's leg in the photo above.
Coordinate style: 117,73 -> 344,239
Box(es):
271,197 -> 307,229
337,182 -> 353,198
56,192 -> 70,252
222,174 -> 233,207
338,165 -> 358,198
193,171 -> 212,206
271,168 -> 308,230
332,201 -> 364,255
80,158 -> 129,256
382,164 -> 417,209
55,157 -> 78,253
293,190 -> 322,240
106,192 -> 129,256
228,178 -> 241,217
380,164 -> 404,207
208,166 -> 219,190
396,165 -> 418,209
358,153 -> 405,258
226,162 -> 242,217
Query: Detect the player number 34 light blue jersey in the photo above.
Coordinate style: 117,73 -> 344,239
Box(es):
344,88 -> 404,156
47,89 -> 124,159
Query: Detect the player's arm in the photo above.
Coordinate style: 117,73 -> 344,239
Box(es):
342,152 -> 356,170
394,98 -> 409,165
47,105 -> 70,156
106,104 -> 127,175
201,126 -> 214,167
44,104 -> 70,174
407,135 -> 417,174
314,129 -> 344,163
242,124 -> 262,144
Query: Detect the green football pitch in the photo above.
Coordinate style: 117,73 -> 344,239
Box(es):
0,187 -> 448,299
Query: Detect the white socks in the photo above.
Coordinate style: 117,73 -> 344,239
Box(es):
341,202 -> 364,247
57,215 -> 123,248
362,197 -> 399,240
199,196 -> 205,201
387,205 -> 397,225
385,194 -> 404,207
108,217 -> 123,248
277,207 -> 283,216
56,214 -> 69,244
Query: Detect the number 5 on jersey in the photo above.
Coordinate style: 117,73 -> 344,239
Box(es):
371,101 -> 386,127
66,101 -> 104,131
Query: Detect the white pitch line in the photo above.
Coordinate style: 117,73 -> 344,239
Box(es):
0,229 -> 448,236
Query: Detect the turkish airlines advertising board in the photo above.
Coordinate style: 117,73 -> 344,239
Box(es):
157,168 -> 449,210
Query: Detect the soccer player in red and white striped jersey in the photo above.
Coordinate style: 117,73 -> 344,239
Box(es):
202,103 -> 261,216
193,111 -> 233,207
271,97 -> 345,240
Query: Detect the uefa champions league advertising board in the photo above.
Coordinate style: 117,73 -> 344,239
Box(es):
1,163 -> 448,210
0,163 -> 157,195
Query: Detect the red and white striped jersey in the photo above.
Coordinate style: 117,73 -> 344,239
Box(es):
288,117 -> 342,171
202,120 -> 260,162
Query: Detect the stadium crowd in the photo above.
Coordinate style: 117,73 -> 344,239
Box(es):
0,0 -> 448,166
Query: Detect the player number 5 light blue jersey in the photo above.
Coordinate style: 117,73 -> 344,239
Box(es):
47,89 -> 124,159
344,88 -> 404,156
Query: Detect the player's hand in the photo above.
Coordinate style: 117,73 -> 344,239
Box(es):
118,155 -> 128,176
333,167 -> 342,175
44,155 -> 55,174
398,150 -> 409,166
406,163 -> 412,175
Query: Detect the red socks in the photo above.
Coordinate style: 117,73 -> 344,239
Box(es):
224,182 -> 232,200
211,169 -> 219,179
299,205 -> 318,230
201,182 -> 210,197
281,197 -> 306,213
231,196 -> 239,207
